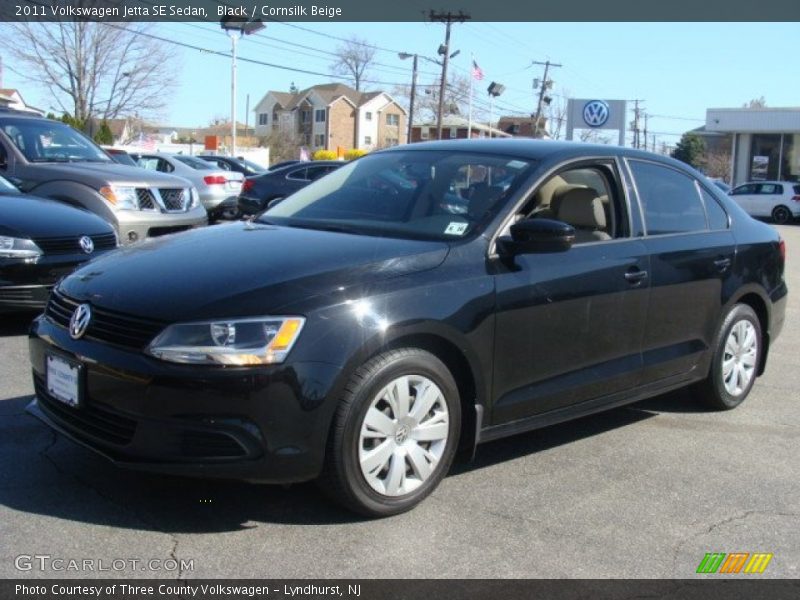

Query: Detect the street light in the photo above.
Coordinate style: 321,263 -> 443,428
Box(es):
221,16 -> 265,158
487,82 -> 505,139
398,53 -> 418,144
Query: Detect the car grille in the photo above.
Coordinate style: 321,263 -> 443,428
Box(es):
33,232 -> 117,255
159,188 -> 188,211
45,290 -> 167,350
34,373 -> 137,446
135,188 -> 157,210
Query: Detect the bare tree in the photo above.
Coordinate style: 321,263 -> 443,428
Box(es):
743,96 -> 767,109
330,36 -> 375,92
704,149 -> 732,181
2,21 -> 175,122
394,73 -> 477,125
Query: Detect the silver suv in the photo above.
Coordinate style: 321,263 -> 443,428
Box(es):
0,112 -> 207,244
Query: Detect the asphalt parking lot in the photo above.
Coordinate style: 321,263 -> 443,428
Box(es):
1,225 -> 798,580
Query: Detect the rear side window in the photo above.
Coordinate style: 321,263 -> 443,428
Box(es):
758,183 -> 782,194
629,160 -> 707,235
699,188 -> 729,230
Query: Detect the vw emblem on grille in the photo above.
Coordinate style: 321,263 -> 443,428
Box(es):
583,100 -> 610,128
69,304 -> 92,340
78,236 -> 94,254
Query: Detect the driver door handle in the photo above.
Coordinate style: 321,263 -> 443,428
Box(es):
624,268 -> 648,284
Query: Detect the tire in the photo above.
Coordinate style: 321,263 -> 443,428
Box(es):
319,348 -> 461,517
693,304 -> 762,410
772,205 -> 791,224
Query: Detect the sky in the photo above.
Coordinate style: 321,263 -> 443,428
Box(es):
5,21 -> 798,149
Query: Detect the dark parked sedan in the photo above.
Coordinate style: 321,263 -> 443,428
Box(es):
27,140 -> 786,517
237,160 -> 344,215
0,175 -> 117,312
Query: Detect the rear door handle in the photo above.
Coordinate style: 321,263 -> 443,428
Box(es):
714,257 -> 732,272
624,268 -> 648,284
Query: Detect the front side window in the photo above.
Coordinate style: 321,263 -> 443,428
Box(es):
629,160 -> 707,235
260,150 -> 536,241
732,184 -> 756,195
0,118 -> 112,164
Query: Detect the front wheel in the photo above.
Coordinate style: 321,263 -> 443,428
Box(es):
319,348 -> 461,517
693,303 -> 762,410
772,205 -> 791,224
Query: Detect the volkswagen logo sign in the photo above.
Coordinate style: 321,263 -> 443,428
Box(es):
79,236 -> 95,254
69,304 -> 92,340
583,100 -> 610,128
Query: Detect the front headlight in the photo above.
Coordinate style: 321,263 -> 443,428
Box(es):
99,186 -> 139,210
189,187 -> 200,209
146,317 -> 305,366
0,236 -> 42,259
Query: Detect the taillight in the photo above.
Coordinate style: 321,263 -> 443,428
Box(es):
242,179 -> 254,193
203,175 -> 226,185
792,195 -> 800,202
779,239 -> 786,262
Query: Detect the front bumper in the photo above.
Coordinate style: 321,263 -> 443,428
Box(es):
0,253 -> 109,311
114,206 -> 208,245
28,315 -> 343,482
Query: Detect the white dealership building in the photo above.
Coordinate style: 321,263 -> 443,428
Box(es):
705,107 -> 800,185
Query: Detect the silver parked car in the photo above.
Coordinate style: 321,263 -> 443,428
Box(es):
134,153 -> 244,220
0,112 -> 207,245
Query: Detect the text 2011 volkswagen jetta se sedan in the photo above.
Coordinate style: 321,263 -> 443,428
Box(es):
27,140 -> 787,516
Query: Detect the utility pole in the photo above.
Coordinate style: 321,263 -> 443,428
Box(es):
631,100 -> 644,149
532,60 -> 561,139
430,10 -> 470,140
643,112 -> 648,151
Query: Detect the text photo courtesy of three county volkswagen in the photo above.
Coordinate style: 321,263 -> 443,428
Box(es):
0,7 -> 798,585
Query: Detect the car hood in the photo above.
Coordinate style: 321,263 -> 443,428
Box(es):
27,162 -> 190,188
0,193 -> 113,239
59,222 -> 449,321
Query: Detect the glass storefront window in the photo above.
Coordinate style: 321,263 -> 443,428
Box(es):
782,134 -> 799,182
749,134 -> 781,181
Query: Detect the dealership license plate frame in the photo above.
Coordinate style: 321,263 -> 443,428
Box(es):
45,353 -> 84,408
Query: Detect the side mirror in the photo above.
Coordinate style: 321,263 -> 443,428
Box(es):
498,218 -> 575,254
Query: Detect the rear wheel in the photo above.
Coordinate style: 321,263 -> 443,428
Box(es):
319,348 -> 461,517
693,303 -> 761,410
772,205 -> 791,224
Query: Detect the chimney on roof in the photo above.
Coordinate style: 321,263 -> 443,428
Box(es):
289,81 -> 298,94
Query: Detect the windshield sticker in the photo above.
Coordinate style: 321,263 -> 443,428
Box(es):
506,160 -> 527,169
444,222 -> 468,236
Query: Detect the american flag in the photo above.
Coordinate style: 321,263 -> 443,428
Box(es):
137,132 -> 156,151
471,60 -> 484,81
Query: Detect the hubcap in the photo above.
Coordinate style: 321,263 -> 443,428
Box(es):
358,375 -> 449,497
722,320 -> 758,397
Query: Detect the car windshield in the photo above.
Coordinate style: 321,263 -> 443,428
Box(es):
174,155 -> 215,170
240,158 -> 266,173
258,150 -> 535,241
0,118 -> 112,163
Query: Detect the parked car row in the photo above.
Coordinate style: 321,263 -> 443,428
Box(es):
729,180 -> 800,224
22,139 -> 787,517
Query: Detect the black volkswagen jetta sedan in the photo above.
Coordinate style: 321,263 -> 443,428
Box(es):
27,140 -> 787,516
0,175 -> 117,312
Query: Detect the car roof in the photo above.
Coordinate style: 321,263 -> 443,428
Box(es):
383,138 -> 689,167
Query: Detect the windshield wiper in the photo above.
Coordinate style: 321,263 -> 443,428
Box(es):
289,221 -> 363,235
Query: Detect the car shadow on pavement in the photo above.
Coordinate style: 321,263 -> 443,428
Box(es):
0,388 -> 705,532
0,311 -> 39,337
